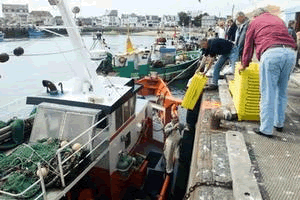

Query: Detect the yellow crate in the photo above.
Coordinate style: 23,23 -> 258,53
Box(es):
238,113 -> 260,121
181,73 -> 208,110
230,62 -> 261,121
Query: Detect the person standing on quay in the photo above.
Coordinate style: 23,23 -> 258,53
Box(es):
216,20 -> 226,39
288,20 -> 297,43
239,8 -> 297,137
194,11 -> 250,89
226,19 -> 237,42
223,11 -> 250,75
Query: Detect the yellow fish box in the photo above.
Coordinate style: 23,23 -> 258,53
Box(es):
181,73 -> 208,110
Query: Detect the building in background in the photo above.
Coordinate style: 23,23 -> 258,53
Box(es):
278,6 -> 300,30
77,17 -> 93,26
28,11 -> 54,26
201,15 -> 217,30
54,16 -> 63,26
2,4 -> 29,26
102,10 -> 120,27
161,15 -> 179,27
120,13 -> 139,27
91,17 -> 103,27
145,15 -> 160,27
137,16 -> 147,27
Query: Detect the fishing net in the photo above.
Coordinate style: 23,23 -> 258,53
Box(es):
0,116 -> 33,150
0,138 -> 88,199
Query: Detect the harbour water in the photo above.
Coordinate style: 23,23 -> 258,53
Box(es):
0,35 -> 152,105
0,34 -> 189,120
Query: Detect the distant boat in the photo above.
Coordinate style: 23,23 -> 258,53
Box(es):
0,31 -> 5,41
28,27 -> 45,38
0,1 -> 181,199
95,32 -> 202,81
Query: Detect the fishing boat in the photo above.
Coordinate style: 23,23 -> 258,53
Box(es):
90,31 -> 110,61
0,0 -> 183,199
28,27 -> 45,38
93,30 -> 202,81
0,31 -> 5,42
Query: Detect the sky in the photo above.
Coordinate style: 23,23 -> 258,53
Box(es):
1,0 -> 300,18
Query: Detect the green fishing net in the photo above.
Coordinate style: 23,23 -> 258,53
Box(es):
0,138 -> 60,198
0,136 -> 89,199
0,121 -> 6,129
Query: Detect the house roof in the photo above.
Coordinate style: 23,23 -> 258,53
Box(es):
30,11 -> 53,17
2,4 -> 28,9
108,10 -> 118,16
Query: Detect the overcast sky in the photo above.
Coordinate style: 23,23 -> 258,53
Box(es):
1,0 -> 300,17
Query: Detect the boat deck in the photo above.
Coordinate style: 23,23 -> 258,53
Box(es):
187,72 -> 300,200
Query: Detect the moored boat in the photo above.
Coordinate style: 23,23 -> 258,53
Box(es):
93,30 -> 202,81
0,73 -> 182,200
0,0 -> 183,199
0,31 -> 5,42
28,27 -> 45,38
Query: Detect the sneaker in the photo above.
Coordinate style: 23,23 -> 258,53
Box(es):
253,128 -> 273,138
205,84 -> 218,90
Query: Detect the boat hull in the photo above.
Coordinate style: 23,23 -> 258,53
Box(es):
113,57 -> 199,82
0,33 -> 4,41
28,28 -> 45,38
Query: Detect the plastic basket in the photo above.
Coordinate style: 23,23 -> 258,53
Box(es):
230,62 -> 261,121
181,73 -> 208,110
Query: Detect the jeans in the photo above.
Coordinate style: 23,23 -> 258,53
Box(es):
212,46 -> 239,85
259,47 -> 296,135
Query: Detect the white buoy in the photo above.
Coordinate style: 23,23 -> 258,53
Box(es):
72,143 -> 82,151
36,167 -> 49,177
60,140 -> 68,147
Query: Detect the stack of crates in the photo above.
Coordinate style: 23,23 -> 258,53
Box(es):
229,62 -> 260,121
181,73 -> 208,110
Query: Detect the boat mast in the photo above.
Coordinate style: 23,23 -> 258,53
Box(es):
48,0 -> 96,89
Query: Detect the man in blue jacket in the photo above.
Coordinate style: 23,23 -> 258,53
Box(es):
196,12 -> 249,90
196,37 -> 236,90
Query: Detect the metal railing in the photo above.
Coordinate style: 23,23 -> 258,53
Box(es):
0,116 -> 110,200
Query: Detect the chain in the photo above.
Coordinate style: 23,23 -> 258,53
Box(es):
183,180 -> 233,200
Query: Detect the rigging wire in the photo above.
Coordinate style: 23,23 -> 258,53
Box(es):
52,40 -> 78,77
8,48 -> 83,56
104,76 -> 123,97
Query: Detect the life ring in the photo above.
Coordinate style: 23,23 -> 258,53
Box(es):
119,56 -> 127,64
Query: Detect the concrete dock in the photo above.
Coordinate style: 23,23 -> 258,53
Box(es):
186,69 -> 300,200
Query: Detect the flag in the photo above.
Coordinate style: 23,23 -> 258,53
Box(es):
126,36 -> 134,53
